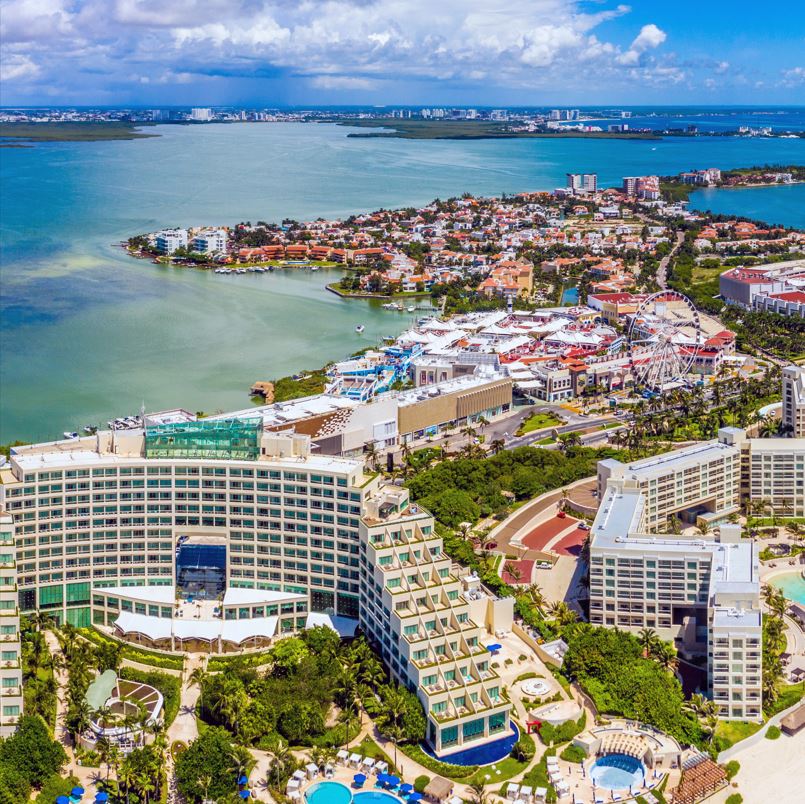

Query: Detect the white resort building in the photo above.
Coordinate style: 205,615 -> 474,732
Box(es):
587,427 -> 802,722
0,421 -> 513,755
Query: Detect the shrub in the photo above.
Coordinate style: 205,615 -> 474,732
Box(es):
398,743 -> 478,779
414,775 -> 430,793
33,773 -> 80,802
765,726 -> 781,740
512,736 -> 536,762
724,760 -> 740,781
726,795 -> 743,804
559,744 -> 586,764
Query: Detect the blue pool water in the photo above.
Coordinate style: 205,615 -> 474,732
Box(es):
771,572 -> 805,605
306,782 -> 353,804
421,723 -> 520,766
561,286 -> 579,305
590,753 -> 645,791
354,792 -> 402,804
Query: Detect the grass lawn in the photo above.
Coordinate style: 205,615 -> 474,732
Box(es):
765,680 -> 805,719
467,753 -> 529,786
535,436 -> 556,446
517,412 -> 563,436
715,720 -> 762,748
356,735 -> 399,775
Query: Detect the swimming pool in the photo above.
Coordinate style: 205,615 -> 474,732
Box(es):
306,781 -> 353,804
354,791 -> 402,804
589,753 -> 645,790
421,723 -> 520,766
770,571 -> 805,605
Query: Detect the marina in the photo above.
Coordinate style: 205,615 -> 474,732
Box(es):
2,122 -> 804,442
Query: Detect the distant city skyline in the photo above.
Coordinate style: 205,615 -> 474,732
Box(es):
1,1 -> 804,106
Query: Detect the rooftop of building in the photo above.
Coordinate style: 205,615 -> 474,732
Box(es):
395,371 -> 509,407
599,438 -> 738,481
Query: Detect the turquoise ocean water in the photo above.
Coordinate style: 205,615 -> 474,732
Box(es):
2,122 -> 804,441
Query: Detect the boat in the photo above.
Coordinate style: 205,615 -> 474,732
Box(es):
382,302 -> 402,311
63,432 -> 79,440
83,425 -> 96,434
407,306 -> 416,312
355,324 -> 365,334
310,265 -> 320,272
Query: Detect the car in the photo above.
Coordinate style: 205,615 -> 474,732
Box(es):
557,510 -> 567,519
578,523 -> 590,531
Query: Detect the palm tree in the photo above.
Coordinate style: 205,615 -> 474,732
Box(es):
637,627 -> 658,657
30,610 -> 54,633
652,641 -> 679,672
188,666 -> 209,716
504,562 -> 522,584
268,738 -> 291,790
461,425 -> 477,447
468,780 -> 488,804
490,438 -> 505,455
379,685 -> 408,769
364,441 -> 380,472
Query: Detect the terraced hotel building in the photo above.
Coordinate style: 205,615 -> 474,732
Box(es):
0,421 -> 512,754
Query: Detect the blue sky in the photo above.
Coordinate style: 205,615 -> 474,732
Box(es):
1,0 -> 803,106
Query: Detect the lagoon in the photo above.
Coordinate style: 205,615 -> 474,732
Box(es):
2,122 -> 804,441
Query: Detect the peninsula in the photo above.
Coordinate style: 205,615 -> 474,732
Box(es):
0,121 -> 158,143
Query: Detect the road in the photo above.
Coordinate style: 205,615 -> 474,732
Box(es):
657,229 -> 686,288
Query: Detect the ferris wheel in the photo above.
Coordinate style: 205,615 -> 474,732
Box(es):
627,290 -> 701,391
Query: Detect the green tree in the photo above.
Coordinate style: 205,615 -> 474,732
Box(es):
175,728 -> 252,803
0,715 -> 67,789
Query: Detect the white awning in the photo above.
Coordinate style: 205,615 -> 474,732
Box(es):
114,612 -> 280,644
223,588 -> 307,606
114,612 -> 173,641
220,616 -> 278,644
306,612 -> 359,637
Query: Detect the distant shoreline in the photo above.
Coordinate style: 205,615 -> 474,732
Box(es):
340,119 -> 661,141
0,121 -> 159,143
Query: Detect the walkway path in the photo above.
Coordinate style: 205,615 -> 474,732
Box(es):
167,653 -> 202,746
43,630 -> 103,795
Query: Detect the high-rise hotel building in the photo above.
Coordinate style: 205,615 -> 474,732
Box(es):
588,428 -> 793,722
0,512 -> 23,736
0,420 -> 512,755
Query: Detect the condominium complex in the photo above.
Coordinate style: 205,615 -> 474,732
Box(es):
0,422 -> 512,755
590,430 -> 773,722
0,513 -> 23,736
783,365 -> 805,438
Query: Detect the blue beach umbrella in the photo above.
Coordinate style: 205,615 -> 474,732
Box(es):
409,793 -> 423,802
94,795 -> 109,803
238,775 -> 249,785
354,773 -> 367,784
239,791 -> 251,800
400,783 -> 414,794
72,789 -> 85,798
56,797 -> 70,804
386,776 -> 401,788
377,773 -> 389,783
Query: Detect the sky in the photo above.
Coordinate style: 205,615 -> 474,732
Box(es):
1,0 -> 804,106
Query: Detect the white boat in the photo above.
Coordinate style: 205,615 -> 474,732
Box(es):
407,306 -> 416,312
382,302 -> 402,311
63,431 -> 79,440
310,265 -> 320,272
355,324 -> 365,334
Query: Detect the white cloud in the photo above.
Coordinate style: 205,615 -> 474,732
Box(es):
0,53 -> 41,82
309,75 -> 378,91
782,66 -> 805,86
715,61 -> 730,74
632,23 -> 666,51
0,1 -> 681,99
617,22 -> 666,65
